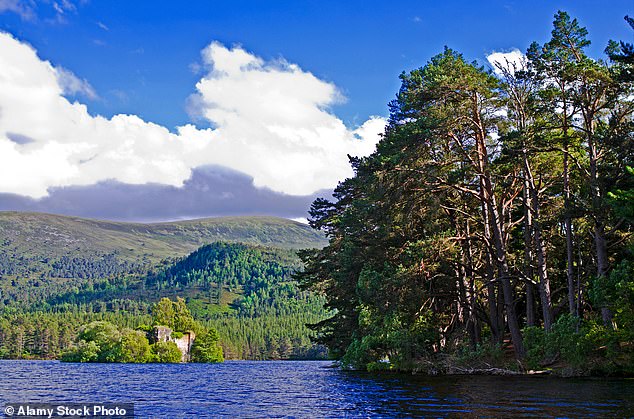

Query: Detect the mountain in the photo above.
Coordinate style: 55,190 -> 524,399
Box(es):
0,211 -> 326,265
0,212 -> 330,357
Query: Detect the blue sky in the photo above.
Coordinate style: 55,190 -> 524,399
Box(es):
0,1 -> 631,221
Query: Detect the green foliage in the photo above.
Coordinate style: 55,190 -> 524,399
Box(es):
0,311 -> 150,360
151,297 -> 198,333
172,298 -> 198,333
144,243 -> 330,359
592,258 -> 634,342
191,328 -> 224,363
136,324 -> 153,333
77,321 -> 122,362
612,261 -> 634,339
61,340 -> 100,363
607,166 -> 634,221
151,341 -> 182,363
524,313 -> 634,375
118,329 -> 152,363
152,298 -> 175,329
590,257 -> 634,330
0,241 -> 330,361
299,10 -> 634,374
454,344 -> 505,369
205,313 -> 328,360
60,320 -> 154,363
524,315 -> 587,370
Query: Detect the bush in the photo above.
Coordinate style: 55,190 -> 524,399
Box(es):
151,341 -> 182,363
454,343 -> 504,368
191,328 -> 224,363
524,315 -> 588,370
61,340 -> 100,363
523,326 -> 546,370
77,321 -> 121,362
62,321 -> 152,363
118,329 -> 151,363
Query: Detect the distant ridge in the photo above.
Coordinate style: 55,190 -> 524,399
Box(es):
0,212 -> 326,263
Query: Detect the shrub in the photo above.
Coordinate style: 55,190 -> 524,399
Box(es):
151,341 -> 182,363
77,321 -> 121,362
61,340 -> 100,363
118,329 -> 151,363
191,328 -> 224,363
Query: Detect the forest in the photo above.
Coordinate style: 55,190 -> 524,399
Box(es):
0,242 -> 328,361
298,12 -> 634,375
61,297 -> 224,364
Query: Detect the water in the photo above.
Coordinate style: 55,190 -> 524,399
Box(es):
1,360 -> 633,418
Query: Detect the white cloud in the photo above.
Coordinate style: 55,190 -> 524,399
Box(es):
0,33 -> 386,198
487,49 -> 526,76
0,0 -> 34,20
55,66 -> 98,99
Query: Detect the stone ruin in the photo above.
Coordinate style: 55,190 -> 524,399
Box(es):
151,325 -> 196,362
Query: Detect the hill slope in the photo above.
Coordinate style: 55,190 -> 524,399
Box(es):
0,212 -> 326,264
0,241 -> 330,360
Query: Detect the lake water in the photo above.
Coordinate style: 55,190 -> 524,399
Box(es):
1,360 -> 633,417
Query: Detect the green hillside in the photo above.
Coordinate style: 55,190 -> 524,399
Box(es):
0,212 -> 330,360
0,241 -> 330,360
0,212 -> 324,278
0,211 -> 326,307
0,212 -> 325,260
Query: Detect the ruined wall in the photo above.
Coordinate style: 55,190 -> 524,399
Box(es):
152,326 -> 172,344
151,326 -> 195,362
173,332 -> 196,362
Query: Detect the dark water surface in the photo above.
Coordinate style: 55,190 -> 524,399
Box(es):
1,360 -> 633,418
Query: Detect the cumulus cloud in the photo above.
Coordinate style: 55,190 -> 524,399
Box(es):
55,66 -> 98,99
487,49 -> 526,76
187,41 -> 384,194
0,33 -> 385,199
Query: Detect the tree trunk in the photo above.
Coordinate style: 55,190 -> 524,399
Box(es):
463,218 -> 480,348
523,176 -> 535,327
526,282 -> 535,327
529,180 -> 553,331
486,186 -> 525,358
472,94 -> 524,357
482,200 -> 501,345
563,117 -> 576,317
595,222 -> 615,328
477,143 -> 524,356
588,123 -> 614,328
523,153 -> 554,330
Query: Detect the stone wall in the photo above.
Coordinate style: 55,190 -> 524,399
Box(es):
173,331 -> 196,362
152,326 -> 172,344
151,325 -> 195,362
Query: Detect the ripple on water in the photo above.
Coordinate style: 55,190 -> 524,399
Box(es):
1,360 -> 634,417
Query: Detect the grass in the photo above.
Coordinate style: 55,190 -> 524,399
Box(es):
0,211 -> 326,266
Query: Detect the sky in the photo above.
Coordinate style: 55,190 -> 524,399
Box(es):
0,0 -> 631,222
